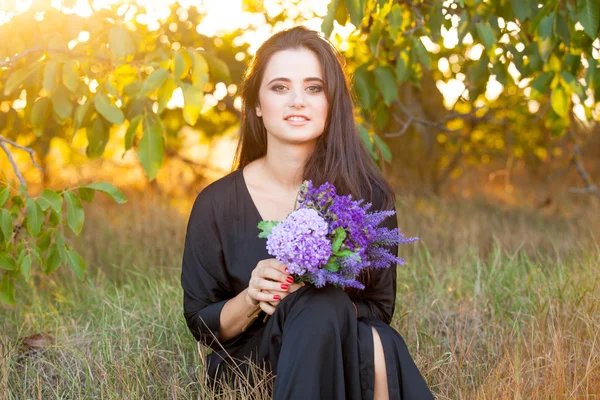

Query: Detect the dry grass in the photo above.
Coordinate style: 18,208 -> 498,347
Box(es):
1,189 -> 599,399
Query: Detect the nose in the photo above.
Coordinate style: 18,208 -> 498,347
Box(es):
288,88 -> 306,108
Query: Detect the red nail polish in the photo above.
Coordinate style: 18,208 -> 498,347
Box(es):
273,294 -> 280,300
281,284 -> 289,290
284,267 -> 289,273
286,276 -> 293,284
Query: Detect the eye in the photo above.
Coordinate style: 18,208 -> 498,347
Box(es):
306,85 -> 323,93
271,84 -> 287,92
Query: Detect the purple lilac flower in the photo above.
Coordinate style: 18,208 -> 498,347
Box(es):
260,180 -> 419,290
266,208 -> 331,275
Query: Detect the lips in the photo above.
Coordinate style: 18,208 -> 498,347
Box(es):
284,114 -> 310,121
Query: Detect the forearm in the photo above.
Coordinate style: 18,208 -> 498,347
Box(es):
219,288 -> 260,342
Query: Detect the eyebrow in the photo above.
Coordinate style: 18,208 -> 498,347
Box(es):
266,77 -> 324,85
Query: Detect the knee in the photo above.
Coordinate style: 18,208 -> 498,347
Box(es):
297,285 -> 355,325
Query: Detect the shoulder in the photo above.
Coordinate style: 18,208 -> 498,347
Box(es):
189,169 -> 242,218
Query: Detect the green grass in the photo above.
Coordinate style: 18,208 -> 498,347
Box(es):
1,193 -> 599,399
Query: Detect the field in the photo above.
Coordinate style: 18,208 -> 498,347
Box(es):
1,190 -> 599,399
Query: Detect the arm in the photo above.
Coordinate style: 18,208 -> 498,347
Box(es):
181,191 -> 245,350
353,203 -> 399,325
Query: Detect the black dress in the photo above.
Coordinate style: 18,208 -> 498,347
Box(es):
181,168 -> 433,399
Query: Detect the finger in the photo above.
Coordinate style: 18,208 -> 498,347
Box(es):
248,289 -> 282,303
269,258 -> 290,274
260,301 -> 276,316
258,266 -> 293,285
257,279 -> 293,292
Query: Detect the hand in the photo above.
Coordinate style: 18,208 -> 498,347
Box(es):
246,258 -> 294,309
261,281 -> 305,315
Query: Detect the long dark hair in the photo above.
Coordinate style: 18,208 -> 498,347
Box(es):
232,25 -> 395,212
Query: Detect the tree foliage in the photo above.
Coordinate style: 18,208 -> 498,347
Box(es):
1,0 -> 600,304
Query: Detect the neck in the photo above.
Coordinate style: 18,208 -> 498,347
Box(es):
261,138 -> 316,193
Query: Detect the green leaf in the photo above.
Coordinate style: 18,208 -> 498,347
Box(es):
83,182 -> 127,204
51,85 -> 73,121
510,0 -> 529,20
414,38 -> 431,69
560,71 -> 585,98
37,231 -> 52,253
140,68 -> 169,96
374,66 -> 398,106
94,91 -> 124,125
334,249 -> 358,258
530,71 -> 554,99
428,1 -> 444,41
396,51 -> 410,84
373,134 -> 392,162
25,198 -> 43,237
323,256 -> 340,273
537,14 -> 555,62
388,4 -> 403,37
0,252 -> 16,271
321,0 -> 340,36
30,97 -> 51,137
125,115 -> 142,150
202,52 -> 231,83
56,230 -> 66,262
78,187 -> 95,203
174,51 -> 192,80
62,60 -> 79,92
66,248 -> 85,280
0,275 -> 15,305
38,189 -> 62,214
257,220 -> 279,238
157,76 -> 176,114
20,253 -> 32,282
0,209 -> 12,243
0,187 -> 10,207
109,24 -> 135,61
182,84 -> 204,125
138,112 -> 165,180
64,191 -> 84,235
475,22 -> 496,50
86,117 -> 109,158
551,85 -> 569,117
73,99 -> 93,139
190,52 -> 209,90
344,0 -> 364,27
354,66 -> 373,109
44,244 -> 63,274
3,61 -> 41,96
359,126 -> 378,160
578,0 -> 599,39
331,227 -> 347,252
43,61 -> 60,95
554,15 -> 571,47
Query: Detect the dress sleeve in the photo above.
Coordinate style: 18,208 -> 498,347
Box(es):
181,191 -> 233,350
353,191 -> 398,324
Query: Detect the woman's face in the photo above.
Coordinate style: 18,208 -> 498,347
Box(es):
255,48 -> 329,145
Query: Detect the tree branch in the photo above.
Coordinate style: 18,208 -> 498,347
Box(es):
0,136 -> 44,191
0,46 -> 115,68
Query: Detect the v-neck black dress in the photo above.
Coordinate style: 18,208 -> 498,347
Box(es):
181,168 -> 433,399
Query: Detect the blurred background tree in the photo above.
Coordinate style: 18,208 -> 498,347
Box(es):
0,0 -> 599,304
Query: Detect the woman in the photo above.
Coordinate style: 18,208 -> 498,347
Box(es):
181,26 -> 433,399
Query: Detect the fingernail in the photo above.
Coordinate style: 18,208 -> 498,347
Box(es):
273,294 -> 280,300
286,276 -> 293,284
281,284 -> 289,290
284,267 -> 289,273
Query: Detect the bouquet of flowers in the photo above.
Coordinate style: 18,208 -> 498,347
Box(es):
258,180 -> 419,290
242,180 -> 419,330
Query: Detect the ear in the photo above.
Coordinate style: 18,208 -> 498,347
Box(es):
255,104 -> 262,117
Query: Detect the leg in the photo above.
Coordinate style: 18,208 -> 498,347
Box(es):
372,326 -> 389,400
259,285 -> 362,400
